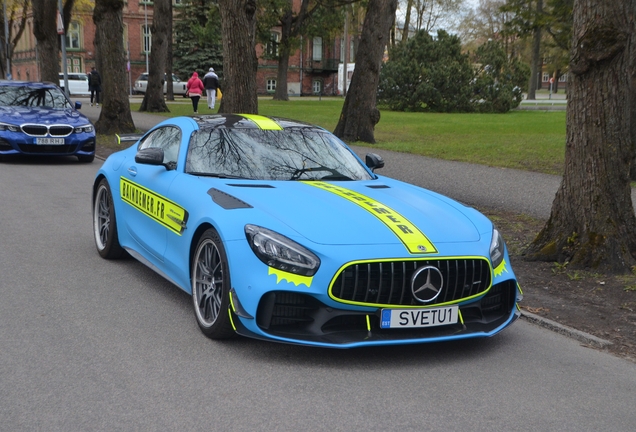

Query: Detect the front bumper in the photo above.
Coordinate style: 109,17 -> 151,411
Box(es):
230,279 -> 521,348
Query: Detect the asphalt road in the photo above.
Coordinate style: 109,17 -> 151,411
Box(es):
1,107 -> 636,430
1,158 -> 636,430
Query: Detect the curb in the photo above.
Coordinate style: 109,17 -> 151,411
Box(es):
520,310 -> 613,349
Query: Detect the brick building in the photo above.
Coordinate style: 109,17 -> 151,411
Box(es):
10,1 -> 353,96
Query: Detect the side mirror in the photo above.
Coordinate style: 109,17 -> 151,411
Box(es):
135,147 -> 165,166
365,153 -> 385,172
75,101 -> 82,110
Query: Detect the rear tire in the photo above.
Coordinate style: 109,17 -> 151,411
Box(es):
93,179 -> 125,259
191,228 -> 235,339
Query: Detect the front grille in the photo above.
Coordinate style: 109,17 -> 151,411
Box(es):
330,259 -> 491,306
21,124 -> 74,137
49,125 -> 74,136
17,144 -> 78,154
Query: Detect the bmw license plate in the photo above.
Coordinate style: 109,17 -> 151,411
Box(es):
380,306 -> 458,329
35,138 -> 65,145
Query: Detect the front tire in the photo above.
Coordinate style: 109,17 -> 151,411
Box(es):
93,179 -> 125,259
191,228 -> 235,339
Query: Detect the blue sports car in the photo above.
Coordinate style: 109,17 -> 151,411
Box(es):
93,114 -> 521,348
0,81 -> 95,162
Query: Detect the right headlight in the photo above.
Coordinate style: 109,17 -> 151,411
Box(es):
245,224 -> 320,276
489,227 -> 505,269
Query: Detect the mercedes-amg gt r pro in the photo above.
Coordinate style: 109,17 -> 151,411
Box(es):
92,114 -> 522,348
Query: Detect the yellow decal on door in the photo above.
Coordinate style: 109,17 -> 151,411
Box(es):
120,177 -> 188,235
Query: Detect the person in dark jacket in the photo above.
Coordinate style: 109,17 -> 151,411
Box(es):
88,67 -> 102,107
202,67 -> 219,110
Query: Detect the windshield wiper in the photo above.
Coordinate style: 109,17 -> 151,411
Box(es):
290,165 -> 351,181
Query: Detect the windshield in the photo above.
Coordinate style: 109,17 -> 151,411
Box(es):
0,86 -> 72,109
186,128 -> 373,181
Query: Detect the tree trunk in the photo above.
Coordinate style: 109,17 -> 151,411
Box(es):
333,0 -> 397,144
526,0 -> 636,274
527,0 -> 543,100
401,0 -> 413,43
217,0 -> 258,114
93,0 -> 135,134
166,0 -> 174,101
274,43 -> 291,101
140,0 -> 170,112
32,0 -> 59,82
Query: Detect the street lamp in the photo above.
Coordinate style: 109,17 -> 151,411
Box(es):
144,1 -> 149,73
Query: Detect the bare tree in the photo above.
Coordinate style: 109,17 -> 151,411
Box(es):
333,0 -> 397,143
217,0 -> 258,113
526,0 -> 636,273
93,0 -> 135,134
0,0 -> 30,79
140,0 -> 170,112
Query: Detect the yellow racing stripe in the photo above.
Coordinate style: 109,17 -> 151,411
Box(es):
239,114 -> 283,130
303,181 -> 437,254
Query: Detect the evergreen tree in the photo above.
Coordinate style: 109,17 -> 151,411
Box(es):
472,40 -> 530,112
173,0 -> 223,78
378,30 -> 474,112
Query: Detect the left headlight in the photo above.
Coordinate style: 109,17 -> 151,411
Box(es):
490,227 -> 505,269
245,224 -> 320,276
74,124 -> 94,133
0,122 -> 19,132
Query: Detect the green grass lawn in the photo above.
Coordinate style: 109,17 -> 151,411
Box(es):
129,97 -> 566,175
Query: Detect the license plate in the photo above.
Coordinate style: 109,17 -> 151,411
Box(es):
380,306 -> 458,329
35,138 -> 65,145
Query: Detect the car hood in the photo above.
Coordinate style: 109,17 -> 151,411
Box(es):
0,106 -> 90,125
217,178 -> 488,247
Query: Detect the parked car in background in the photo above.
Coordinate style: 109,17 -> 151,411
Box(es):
58,72 -> 90,96
0,81 -> 96,163
134,73 -> 187,96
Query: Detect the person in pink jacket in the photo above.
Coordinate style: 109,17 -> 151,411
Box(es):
186,72 -> 205,114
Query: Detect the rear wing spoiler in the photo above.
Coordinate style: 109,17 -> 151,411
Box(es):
116,133 -> 144,145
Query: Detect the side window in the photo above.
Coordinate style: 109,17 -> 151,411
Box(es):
138,126 -> 182,165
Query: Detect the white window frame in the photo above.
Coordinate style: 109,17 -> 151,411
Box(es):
65,22 -> 81,50
142,24 -> 152,53
312,80 -> 322,94
312,37 -> 322,62
266,79 -> 276,92
267,32 -> 280,57
542,72 -> 550,82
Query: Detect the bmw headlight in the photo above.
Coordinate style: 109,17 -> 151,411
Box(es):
245,224 -> 320,276
74,124 -> 94,133
490,227 -> 505,269
0,122 -> 19,132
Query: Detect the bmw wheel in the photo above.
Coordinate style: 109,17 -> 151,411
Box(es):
93,179 -> 125,259
192,228 -> 235,339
